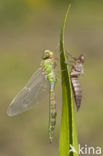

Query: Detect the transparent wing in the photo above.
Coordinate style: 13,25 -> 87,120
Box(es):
7,68 -> 49,116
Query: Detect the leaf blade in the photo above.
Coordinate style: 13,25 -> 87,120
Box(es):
59,4 -> 79,156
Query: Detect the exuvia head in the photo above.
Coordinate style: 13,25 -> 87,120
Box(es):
42,50 -> 53,59
78,53 -> 85,63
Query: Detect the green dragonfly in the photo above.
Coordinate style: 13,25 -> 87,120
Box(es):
7,50 -> 57,143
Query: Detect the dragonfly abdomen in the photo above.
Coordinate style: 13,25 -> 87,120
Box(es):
43,54 -> 57,143
71,77 -> 82,111
49,82 -> 56,143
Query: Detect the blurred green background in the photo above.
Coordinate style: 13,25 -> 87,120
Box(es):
0,0 -> 103,156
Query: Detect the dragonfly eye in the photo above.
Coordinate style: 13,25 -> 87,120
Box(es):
80,54 -> 85,63
42,51 -> 50,59
46,52 -> 49,56
82,55 -> 85,60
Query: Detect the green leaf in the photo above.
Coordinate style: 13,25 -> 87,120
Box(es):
59,4 -> 79,156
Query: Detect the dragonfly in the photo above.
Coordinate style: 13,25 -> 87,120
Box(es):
7,50 -> 57,143
65,51 -> 85,111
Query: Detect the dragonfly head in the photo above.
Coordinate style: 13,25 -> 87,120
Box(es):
42,50 -> 53,59
78,54 -> 85,63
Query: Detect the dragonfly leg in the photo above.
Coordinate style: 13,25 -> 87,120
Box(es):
64,60 -> 73,66
56,68 -> 66,74
66,50 -> 77,61
66,56 -> 75,63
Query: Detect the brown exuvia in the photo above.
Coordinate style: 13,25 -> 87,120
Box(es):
65,51 -> 85,111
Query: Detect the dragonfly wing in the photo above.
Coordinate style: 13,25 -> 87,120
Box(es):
7,68 -> 49,116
